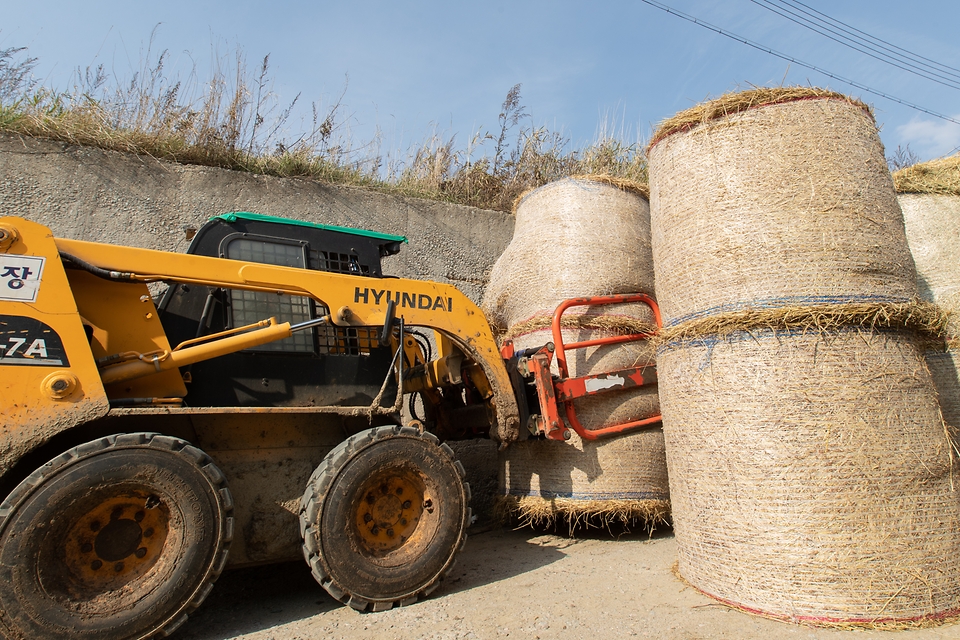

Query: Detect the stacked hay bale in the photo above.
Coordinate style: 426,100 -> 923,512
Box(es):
648,87 -> 960,626
896,155 -> 960,428
484,176 -> 669,529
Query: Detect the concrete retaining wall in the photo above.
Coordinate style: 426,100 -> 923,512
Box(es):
0,132 -> 513,303
0,132 -> 510,527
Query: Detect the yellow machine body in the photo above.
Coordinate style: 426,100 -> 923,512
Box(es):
0,215 -> 519,568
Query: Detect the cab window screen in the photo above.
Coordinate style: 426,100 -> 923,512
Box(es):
227,238 -> 316,353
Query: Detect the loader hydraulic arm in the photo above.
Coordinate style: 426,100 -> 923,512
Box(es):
53,236 -> 522,443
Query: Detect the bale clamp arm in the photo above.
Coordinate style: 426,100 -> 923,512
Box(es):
501,293 -> 662,442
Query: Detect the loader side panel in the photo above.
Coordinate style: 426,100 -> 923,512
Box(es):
0,217 -> 109,479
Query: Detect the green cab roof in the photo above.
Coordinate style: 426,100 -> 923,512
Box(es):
212,211 -> 408,244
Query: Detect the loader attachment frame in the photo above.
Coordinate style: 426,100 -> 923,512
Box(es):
502,293 -> 662,441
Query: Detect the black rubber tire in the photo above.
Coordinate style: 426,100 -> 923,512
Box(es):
0,433 -> 233,640
299,425 -> 471,612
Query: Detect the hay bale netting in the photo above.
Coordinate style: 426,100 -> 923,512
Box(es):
648,87 -> 917,324
657,327 -> 960,625
647,87 -> 960,625
897,157 -> 960,428
484,176 -> 669,528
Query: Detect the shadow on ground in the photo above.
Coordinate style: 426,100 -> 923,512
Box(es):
176,524 -> 610,639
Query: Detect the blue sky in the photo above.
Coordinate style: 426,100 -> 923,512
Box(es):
3,0 -> 958,164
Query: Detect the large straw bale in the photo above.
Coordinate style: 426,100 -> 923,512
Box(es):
482,176 -> 654,331
647,88 -> 916,325
499,427 -> 669,530
486,176 -> 667,527
648,87 -> 960,626
658,328 -> 960,625
900,190 -> 960,428
900,193 -> 960,314
894,155 -> 960,196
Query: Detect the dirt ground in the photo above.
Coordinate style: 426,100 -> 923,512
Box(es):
176,525 -> 960,640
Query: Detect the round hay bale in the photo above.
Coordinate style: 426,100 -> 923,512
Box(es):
899,192 -> 960,307
484,175 -> 667,528
647,87 -> 917,326
658,327 -> 960,626
481,176 -> 654,331
899,187 -> 960,432
499,428 -> 670,530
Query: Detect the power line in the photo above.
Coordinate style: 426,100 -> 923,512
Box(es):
637,0 -> 960,127
750,0 -> 960,90
776,0 -> 960,77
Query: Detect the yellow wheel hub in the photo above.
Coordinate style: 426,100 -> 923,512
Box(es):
354,470 -> 427,554
63,491 -> 170,594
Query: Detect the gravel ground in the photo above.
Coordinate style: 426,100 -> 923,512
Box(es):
175,526 -> 960,640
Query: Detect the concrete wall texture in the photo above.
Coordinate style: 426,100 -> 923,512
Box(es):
0,132 -> 514,303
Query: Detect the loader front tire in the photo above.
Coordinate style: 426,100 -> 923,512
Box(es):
299,425 -> 470,612
0,433 -> 233,640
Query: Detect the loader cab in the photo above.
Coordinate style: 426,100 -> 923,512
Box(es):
157,212 -> 407,410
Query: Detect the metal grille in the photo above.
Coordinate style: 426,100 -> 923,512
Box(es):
318,326 -> 379,356
227,238 -> 315,353
323,251 -> 368,275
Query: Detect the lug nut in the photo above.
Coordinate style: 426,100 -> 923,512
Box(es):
135,548 -> 147,559
402,500 -> 412,509
91,560 -> 102,570
81,542 -> 93,553
114,562 -> 124,572
363,513 -> 372,523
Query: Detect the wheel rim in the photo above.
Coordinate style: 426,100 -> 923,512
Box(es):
58,489 -> 171,597
352,468 -> 427,556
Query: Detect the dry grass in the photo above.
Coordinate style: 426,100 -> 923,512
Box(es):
510,172 -> 649,213
894,154 -> 960,195
0,45 -> 647,213
495,494 -> 670,536
647,86 -> 872,151
656,300 -> 948,345
503,312 -> 657,342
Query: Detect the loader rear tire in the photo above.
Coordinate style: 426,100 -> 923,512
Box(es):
0,433 -> 233,640
299,425 -> 470,612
